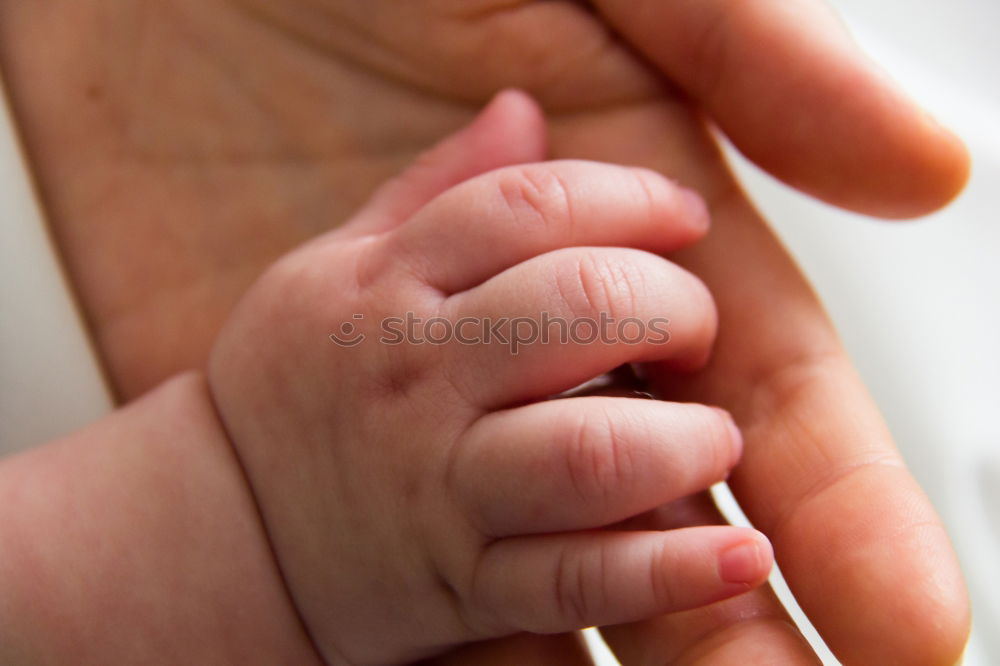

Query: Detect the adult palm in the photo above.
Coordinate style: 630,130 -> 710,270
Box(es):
0,0 -> 969,663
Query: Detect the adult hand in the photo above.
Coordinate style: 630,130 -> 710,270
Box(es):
0,0 -> 969,664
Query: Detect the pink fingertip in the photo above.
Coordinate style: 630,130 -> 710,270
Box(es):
718,533 -> 773,585
679,186 -> 711,233
711,407 -> 744,467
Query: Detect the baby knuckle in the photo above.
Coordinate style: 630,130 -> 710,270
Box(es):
553,546 -> 597,627
627,167 -> 667,223
353,235 -> 397,292
463,551 -> 509,635
649,541 -> 678,610
563,408 -> 634,506
254,246 -> 356,327
496,165 -> 573,233
555,251 -> 646,322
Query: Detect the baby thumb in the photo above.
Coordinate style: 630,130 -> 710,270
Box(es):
346,89 -> 548,235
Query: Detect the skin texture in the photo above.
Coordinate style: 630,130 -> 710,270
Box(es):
0,0 -> 970,664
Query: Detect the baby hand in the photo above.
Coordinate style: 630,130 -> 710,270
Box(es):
208,92 -> 772,665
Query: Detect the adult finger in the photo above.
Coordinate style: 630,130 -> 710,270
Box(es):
592,0 -> 970,217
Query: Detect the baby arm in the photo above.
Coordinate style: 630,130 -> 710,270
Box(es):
0,372 -> 323,664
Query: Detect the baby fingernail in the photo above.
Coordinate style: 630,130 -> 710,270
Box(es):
719,535 -> 771,585
711,407 -> 743,461
680,187 -> 710,230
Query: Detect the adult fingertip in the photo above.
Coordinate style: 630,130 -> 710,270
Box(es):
739,73 -> 973,221
839,96 -> 972,220
858,58 -> 973,219
881,119 -> 971,220
790,70 -> 972,220
860,526 -> 972,666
